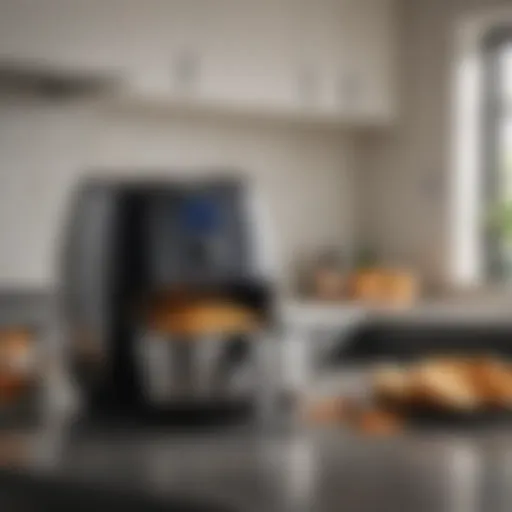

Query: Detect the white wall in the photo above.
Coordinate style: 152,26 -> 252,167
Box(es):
0,99 -> 91,288
0,98 -> 355,290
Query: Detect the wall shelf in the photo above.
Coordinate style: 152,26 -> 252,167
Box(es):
99,91 -> 395,129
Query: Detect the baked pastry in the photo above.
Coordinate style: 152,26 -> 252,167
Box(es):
373,365 -> 410,404
149,300 -> 259,337
0,329 -> 32,375
469,358 -> 512,407
407,359 -> 481,411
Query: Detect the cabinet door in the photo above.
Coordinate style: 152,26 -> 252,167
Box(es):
0,0 -> 134,74
124,0 -> 209,97
337,0 -> 397,121
291,0 -> 344,112
195,0 -> 297,109
289,0 -> 397,121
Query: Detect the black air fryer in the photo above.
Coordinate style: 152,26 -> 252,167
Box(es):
61,177 -> 278,425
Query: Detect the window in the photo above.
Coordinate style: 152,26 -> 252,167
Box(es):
483,28 -> 512,279
451,15 -> 512,287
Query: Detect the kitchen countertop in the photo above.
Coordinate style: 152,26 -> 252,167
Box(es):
0,289 -> 510,333
281,299 -> 512,326
2,291 -> 512,510
4,417 -> 512,512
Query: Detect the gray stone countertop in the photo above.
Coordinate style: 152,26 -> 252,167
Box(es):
4,418 -> 512,512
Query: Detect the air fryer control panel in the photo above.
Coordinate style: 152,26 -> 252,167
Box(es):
143,182 -> 253,288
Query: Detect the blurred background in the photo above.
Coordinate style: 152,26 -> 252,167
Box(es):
0,0 -> 510,300
0,1 -> 511,511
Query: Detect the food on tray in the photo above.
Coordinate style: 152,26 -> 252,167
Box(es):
469,358 -> 512,407
0,329 -> 34,403
373,357 -> 512,411
0,329 -> 31,372
348,268 -> 419,306
407,360 -> 480,411
304,396 -> 355,425
305,355 -> 512,435
357,408 -> 402,436
149,300 -> 259,337
373,365 -> 410,403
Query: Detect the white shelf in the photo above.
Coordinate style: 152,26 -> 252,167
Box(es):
98,91 -> 394,129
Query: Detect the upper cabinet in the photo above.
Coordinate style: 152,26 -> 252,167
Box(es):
0,0 -> 397,126
345,0 -> 397,121
0,0 -> 126,74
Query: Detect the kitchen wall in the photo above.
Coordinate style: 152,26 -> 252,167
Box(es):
0,0 -> 367,292
357,0 -> 511,290
0,97 -> 355,291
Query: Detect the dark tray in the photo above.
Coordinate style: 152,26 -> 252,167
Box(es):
381,401 -> 512,430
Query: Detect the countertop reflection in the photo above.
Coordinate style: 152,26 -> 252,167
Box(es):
4,421 -> 512,512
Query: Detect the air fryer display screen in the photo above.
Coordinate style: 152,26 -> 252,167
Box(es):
147,185 -> 249,285
180,197 -> 221,235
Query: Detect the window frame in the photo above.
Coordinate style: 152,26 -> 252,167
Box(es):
482,25 -> 512,280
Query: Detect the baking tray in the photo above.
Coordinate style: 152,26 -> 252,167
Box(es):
303,364 -> 512,431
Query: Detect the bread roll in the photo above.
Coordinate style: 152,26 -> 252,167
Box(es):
373,365 -> 410,403
408,360 -> 481,411
469,358 -> 512,407
150,301 -> 259,337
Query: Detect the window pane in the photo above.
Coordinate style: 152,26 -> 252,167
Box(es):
483,39 -> 512,279
498,118 -> 512,200
499,44 -> 512,203
501,43 -> 512,108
